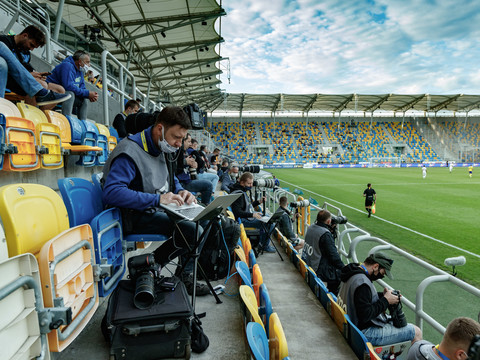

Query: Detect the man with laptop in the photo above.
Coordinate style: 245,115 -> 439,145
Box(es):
101,106 -> 210,296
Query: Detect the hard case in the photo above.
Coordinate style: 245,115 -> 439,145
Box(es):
103,278 -> 193,360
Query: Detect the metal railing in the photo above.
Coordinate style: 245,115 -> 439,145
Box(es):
263,183 -> 480,336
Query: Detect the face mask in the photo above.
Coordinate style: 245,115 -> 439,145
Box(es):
369,268 -> 385,281
221,166 -> 228,172
80,63 -> 89,73
244,186 -> 252,191
231,173 -> 238,178
158,126 -> 179,154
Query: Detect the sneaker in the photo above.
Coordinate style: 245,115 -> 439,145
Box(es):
181,273 -> 210,296
262,243 -> 276,253
36,91 -> 71,106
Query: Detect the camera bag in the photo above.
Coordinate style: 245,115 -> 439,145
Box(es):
101,278 -> 193,359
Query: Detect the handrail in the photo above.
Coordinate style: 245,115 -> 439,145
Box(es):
0,0 -> 52,63
266,186 -> 480,337
101,50 -> 137,126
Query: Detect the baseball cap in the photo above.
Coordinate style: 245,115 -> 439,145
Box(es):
370,252 -> 394,279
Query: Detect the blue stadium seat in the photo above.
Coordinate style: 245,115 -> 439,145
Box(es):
81,120 -> 107,165
235,260 -> 252,288
315,277 -> 331,312
109,126 -> 119,141
57,177 -> 124,297
258,283 -> 273,335
246,322 -> 269,360
249,248 -> 257,268
344,314 -> 369,360
66,115 -> 98,166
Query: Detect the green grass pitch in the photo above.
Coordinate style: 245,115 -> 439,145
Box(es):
270,166 -> 480,342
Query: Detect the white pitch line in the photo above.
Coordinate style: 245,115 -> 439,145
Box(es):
279,179 -> 480,259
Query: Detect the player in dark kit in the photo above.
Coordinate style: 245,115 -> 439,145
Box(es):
363,183 -> 376,218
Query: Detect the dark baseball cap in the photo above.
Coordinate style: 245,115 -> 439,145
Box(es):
370,252 -> 394,279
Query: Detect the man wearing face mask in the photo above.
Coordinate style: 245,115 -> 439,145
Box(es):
230,172 -> 276,253
101,106 -> 210,296
220,165 -> 239,193
47,50 -> 98,120
337,252 -> 422,346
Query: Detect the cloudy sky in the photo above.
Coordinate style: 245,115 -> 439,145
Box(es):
218,0 -> 480,95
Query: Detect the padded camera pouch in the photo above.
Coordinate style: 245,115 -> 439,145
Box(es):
102,279 -> 193,359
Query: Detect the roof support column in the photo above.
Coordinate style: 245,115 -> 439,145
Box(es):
53,0 -> 66,41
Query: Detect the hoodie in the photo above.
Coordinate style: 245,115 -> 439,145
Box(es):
338,263 -> 389,330
230,182 -> 260,219
47,56 -> 89,98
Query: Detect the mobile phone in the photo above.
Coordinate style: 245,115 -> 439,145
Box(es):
40,72 -> 51,76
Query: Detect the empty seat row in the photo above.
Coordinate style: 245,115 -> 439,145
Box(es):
0,98 -> 118,171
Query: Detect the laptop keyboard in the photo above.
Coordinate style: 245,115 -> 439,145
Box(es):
176,206 -> 204,219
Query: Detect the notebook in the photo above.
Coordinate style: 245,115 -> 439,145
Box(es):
160,193 -> 241,221
258,210 -> 284,224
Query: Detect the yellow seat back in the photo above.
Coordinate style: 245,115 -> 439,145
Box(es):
329,293 -> 347,335
268,313 -> 289,360
3,117 -> 40,171
252,264 -> 263,305
239,285 -> 265,330
44,110 -> 72,144
0,183 -> 69,256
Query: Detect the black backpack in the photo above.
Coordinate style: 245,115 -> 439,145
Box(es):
199,215 -> 240,281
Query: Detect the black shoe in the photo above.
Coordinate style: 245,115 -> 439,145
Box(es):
368,211 -> 371,218
36,91 -> 71,106
181,273 -> 210,296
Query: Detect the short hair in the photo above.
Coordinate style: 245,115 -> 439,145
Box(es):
443,317 -> 480,350
125,100 -> 139,111
316,210 -> 331,224
239,172 -> 253,183
72,50 -> 89,61
191,139 -> 198,145
20,25 -> 45,47
214,148 -> 220,153
367,183 -> 371,188
221,160 -> 229,166
279,196 -> 288,206
154,106 -> 191,130
200,145 -> 207,152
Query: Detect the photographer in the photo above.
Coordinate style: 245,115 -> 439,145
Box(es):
175,133 -> 213,205
337,253 -> 422,346
407,317 -> 480,360
230,172 -> 275,253
275,196 -> 304,250
220,165 -> 239,193
301,210 -> 343,294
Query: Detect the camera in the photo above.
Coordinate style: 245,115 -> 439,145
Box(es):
330,215 -> 348,225
238,165 -> 261,173
127,254 -> 160,309
469,335 -> 480,360
290,199 -> 310,208
388,290 -> 407,328
188,155 -> 197,180
253,178 -> 277,188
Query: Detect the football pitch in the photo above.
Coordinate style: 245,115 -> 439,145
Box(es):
270,166 -> 480,342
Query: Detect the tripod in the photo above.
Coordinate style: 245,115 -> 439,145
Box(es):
173,207 -> 224,310
257,211 -> 284,261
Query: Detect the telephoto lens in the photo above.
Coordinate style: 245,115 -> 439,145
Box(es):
127,254 -> 158,309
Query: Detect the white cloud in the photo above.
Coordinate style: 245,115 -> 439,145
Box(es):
219,0 -> 480,95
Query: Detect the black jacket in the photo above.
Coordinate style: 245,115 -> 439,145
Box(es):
339,263 -> 389,330
315,223 -> 344,282
230,183 -> 260,219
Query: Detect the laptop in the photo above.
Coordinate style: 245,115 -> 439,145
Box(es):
258,209 -> 284,224
160,193 -> 241,222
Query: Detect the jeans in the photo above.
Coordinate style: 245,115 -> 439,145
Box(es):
362,323 -> 415,346
130,210 -> 203,273
197,171 -> 219,192
62,90 -> 89,120
182,179 -> 213,204
0,42 -> 42,97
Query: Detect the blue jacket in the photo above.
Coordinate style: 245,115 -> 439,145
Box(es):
47,56 -> 89,98
102,126 -> 184,211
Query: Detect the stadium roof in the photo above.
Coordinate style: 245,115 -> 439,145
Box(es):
43,0 -> 226,108
209,93 -> 480,115
35,1 -> 480,115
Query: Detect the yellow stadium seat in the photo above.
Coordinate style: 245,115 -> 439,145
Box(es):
17,103 -> 63,169
329,293 -> 347,335
252,264 -> 263,305
268,313 -> 289,360
239,285 -> 265,330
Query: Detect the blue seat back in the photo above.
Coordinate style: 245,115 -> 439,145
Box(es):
246,322 -> 269,360
345,314 -> 369,360
315,277 -> 330,311
78,120 -> 98,166
0,113 -> 5,170
84,121 -> 107,165
58,177 -> 103,227
90,207 -> 125,296
58,177 -> 125,297
249,249 -> 257,268
259,283 -> 273,335
235,260 -> 252,288
65,115 -> 83,144
109,126 -> 119,141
